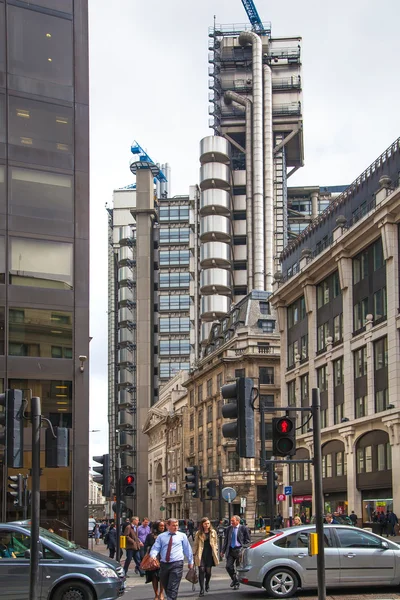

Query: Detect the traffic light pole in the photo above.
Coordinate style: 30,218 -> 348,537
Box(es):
266,462 -> 275,530
115,456 -> 121,561
218,470 -> 223,522
312,388 -> 326,600
29,396 -> 41,600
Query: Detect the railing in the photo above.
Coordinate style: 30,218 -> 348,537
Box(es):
232,344 -> 280,356
208,22 -> 272,36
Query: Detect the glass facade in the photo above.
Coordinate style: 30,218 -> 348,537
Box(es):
0,1 -> 89,544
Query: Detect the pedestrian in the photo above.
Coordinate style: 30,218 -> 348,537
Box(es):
386,510 -> 398,537
150,517 -> 193,600
187,518 -> 195,541
349,511 -> 358,526
99,520 -> 108,539
221,514 -> 251,591
325,513 -> 339,525
123,517 -> 143,576
144,520 -> 165,600
193,517 -> 219,597
93,523 -> 101,545
106,523 -> 118,559
138,518 -> 151,562
378,511 -> 387,536
300,512 -> 307,524
292,516 -> 302,526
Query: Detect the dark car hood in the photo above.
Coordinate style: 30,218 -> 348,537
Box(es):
74,547 -> 121,570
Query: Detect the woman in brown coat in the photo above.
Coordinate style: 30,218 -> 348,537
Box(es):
193,517 -> 219,597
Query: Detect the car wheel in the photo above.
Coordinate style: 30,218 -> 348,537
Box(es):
264,568 -> 298,598
52,581 -> 95,600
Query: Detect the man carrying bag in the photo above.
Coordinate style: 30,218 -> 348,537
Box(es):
150,517 -> 193,600
221,515 -> 251,590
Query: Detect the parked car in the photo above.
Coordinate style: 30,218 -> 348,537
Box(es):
0,522 -> 125,599
88,517 -> 96,538
238,524 -> 400,598
310,514 -> 354,526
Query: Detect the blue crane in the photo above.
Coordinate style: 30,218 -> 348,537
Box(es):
130,140 -> 167,183
241,0 -> 264,33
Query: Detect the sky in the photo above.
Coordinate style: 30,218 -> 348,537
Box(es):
88,0 -> 400,460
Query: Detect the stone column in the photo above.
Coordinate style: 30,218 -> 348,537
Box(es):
336,255 -> 354,419
311,191 -> 319,219
339,426 -> 361,515
382,415 -> 400,513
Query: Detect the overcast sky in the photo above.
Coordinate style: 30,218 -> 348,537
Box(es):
88,0 -> 400,460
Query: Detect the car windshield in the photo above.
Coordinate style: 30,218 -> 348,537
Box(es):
37,527 -> 79,550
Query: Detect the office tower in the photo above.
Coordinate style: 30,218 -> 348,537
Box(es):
0,0 -> 89,545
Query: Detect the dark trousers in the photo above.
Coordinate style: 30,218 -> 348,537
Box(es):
226,547 -> 241,583
159,560 -> 184,600
123,548 -> 142,574
109,547 -> 123,560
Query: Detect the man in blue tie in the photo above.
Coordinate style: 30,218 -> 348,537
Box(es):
221,515 -> 251,590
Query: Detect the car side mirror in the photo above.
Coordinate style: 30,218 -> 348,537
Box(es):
381,541 -> 389,550
24,550 -> 43,559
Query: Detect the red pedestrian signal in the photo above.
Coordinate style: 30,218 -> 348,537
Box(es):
272,416 -> 296,456
277,418 -> 292,434
122,473 -> 135,496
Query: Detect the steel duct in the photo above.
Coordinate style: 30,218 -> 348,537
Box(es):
239,30 -> 264,289
224,90 -> 253,291
263,64 -> 273,293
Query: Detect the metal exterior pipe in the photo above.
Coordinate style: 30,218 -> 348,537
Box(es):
224,90 -> 253,292
263,64 -> 274,293
239,31 -> 264,289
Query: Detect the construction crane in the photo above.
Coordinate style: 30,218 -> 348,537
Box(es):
241,0 -> 265,33
130,140 -> 167,183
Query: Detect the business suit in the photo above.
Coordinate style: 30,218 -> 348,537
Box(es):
222,524 -> 250,587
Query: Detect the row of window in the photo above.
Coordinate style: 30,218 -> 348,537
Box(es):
159,317 -> 190,333
159,361 -> 190,379
353,239 -> 384,284
356,443 -> 391,473
159,250 -> 190,267
159,228 -> 190,244
159,295 -> 190,311
159,206 -> 189,222
159,339 -> 190,356
159,273 -> 191,289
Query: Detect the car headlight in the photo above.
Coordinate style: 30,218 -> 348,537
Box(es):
96,567 -> 119,579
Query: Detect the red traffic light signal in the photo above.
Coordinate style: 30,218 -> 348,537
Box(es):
122,473 -> 135,496
272,416 -> 296,456
125,475 -> 134,485
276,418 -> 292,434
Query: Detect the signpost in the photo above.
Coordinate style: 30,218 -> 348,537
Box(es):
277,493 -> 286,502
284,486 -> 292,496
222,487 -> 237,520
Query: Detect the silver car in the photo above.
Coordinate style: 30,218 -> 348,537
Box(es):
0,522 -> 125,600
238,524 -> 400,598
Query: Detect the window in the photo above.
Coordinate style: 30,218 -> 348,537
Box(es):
235,369 -> 245,378
159,273 -> 190,289
159,339 -> 190,356
159,362 -> 189,379
8,96 -> 73,168
259,301 -> 269,315
333,358 -> 343,387
159,317 -> 190,333
189,390 -> 194,407
258,319 -> 275,333
373,238 -> 384,271
334,403 -> 344,424
18,0 -> 73,11
216,373 -> 223,390
288,341 -> 298,368
198,409 -> 203,428
373,287 -> 387,321
159,250 -> 190,266
288,297 -> 306,328
300,334 -> 308,360
10,168 -> 73,222
287,380 -> 296,406
326,453 -> 332,477
259,367 -> 274,384
317,322 -> 330,352
353,298 -> 368,331
159,295 -> 190,311
197,384 -> 203,404
206,379 -> 212,397
207,430 -> 213,449
320,409 -> 327,428
336,452 -> 343,476
316,366 -> 327,391
10,238 -> 73,289
207,404 -> 213,423
189,414 -> 194,430
375,389 -> 388,413
317,279 -> 330,308
189,437 -> 194,454
159,228 -> 190,244
356,447 -> 364,473
7,6 -> 73,97
336,528 -> 383,548
159,205 -> 189,222
355,396 -> 367,418
374,337 -> 388,371
300,375 -> 308,404
228,451 -> 239,472
377,444 -> 386,471
353,250 -> 368,284
260,394 -> 274,408
333,314 -> 343,343
354,347 -> 367,378
356,446 -> 373,474
207,456 -> 213,477
0,307 -> 4,355
198,434 -> 203,452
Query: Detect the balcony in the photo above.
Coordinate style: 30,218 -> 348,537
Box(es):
227,344 -> 280,358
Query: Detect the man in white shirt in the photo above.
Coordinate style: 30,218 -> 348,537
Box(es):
150,517 -> 193,600
221,515 -> 251,590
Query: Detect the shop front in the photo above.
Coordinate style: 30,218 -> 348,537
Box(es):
323,492 -> 348,516
362,489 -> 393,524
293,495 -> 312,522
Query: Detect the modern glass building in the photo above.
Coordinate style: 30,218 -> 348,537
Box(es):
0,0 -> 89,545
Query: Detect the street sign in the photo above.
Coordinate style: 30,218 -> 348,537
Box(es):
221,487 -> 237,503
284,486 -> 293,496
277,494 -> 286,502
240,497 -> 246,508
160,506 -> 166,511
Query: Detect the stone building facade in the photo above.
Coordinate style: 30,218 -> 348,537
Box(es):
271,137 -> 400,524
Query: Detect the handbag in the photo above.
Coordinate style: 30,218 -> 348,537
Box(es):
185,566 -> 198,584
140,551 -> 160,571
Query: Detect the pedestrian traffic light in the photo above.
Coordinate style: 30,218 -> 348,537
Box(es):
92,454 -> 111,497
122,474 -> 135,497
0,390 -> 24,468
8,474 -> 23,507
206,480 -> 217,499
221,377 -> 255,458
272,416 -> 296,456
185,466 -> 199,498
267,467 -> 279,490
45,427 -> 69,468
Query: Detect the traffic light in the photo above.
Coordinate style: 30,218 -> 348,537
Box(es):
122,474 -> 135,497
206,480 -> 217,499
0,390 -> 24,468
272,416 -> 296,456
8,474 -> 23,507
185,466 -> 199,498
45,427 -> 69,468
221,377 -> 255,458
267,468 -> 279,491
92,454 -> 111,497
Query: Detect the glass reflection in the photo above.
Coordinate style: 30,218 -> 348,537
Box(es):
9,308 -> 72,358
10,237 -> 73,289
